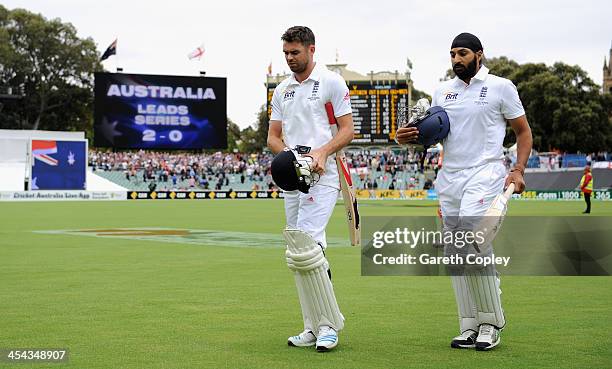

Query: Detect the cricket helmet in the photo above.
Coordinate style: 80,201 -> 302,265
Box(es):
413,106 -> 451,146
271,146 -> 320,193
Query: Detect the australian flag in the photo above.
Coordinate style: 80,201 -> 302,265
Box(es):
31,140 -> 87,190
100,39 -> 117,61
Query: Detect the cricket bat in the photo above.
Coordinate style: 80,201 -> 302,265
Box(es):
325,101 -> 361,246
473,183 -> 515,254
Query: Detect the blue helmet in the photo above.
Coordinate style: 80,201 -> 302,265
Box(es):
413,106 -> 450,146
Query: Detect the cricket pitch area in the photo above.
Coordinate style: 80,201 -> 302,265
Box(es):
1,200 -> 610,368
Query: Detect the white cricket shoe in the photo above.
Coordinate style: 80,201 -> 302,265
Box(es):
450,329 -> 478,349
287,329 -> 316,347
316,326 -> 338,352
475,324 -> 501,351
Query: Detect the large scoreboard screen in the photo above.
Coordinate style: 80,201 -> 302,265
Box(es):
267,82 -> 408,144
94,72 -> 227,150
348,83 -> 408,144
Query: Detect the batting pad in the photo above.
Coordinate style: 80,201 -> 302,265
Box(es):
284,229 -> 344,332
451,275 -> 478,333
465,265 -> 506,329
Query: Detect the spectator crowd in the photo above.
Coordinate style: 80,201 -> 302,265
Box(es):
89,150 -> 275,191
88,148 -> 442,191
89,148 -> 609,191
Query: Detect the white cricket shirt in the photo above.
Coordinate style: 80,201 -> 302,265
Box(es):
432,65 -> 525,171
271,63 -> 352,189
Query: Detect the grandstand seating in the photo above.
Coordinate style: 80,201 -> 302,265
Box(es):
527,156 -> 540,168
562,154 -> 587,168
527,153 -> 608,169
94,170 -> 275,191
87,149 -> 609,192
94,168 -> 429,191
524,168 -> 612,190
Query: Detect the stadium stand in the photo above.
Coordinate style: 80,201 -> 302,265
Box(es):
88,149 -> 438,191
524,168 -> 612,191
89,148 -> 610,192
524,152 -> 612,169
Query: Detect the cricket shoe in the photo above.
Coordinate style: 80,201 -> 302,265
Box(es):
475,324 -> 501,351
316,326 -> 338,352
287,329 -> 316,347
450,329 -> 478,349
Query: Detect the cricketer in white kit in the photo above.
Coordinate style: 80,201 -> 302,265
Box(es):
267,26 -> 354,352
397,32 -> 533,351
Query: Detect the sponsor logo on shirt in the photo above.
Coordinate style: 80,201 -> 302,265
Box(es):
343,91 -> 350,101
283,89 -> 295,101
445,92 -> 459,101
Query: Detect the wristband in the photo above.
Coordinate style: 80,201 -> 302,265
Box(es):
510,165 -> 525,176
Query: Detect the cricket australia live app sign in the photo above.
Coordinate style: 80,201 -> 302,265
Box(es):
94,72 -> 227,149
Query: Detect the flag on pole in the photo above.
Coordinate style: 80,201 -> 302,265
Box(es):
100,39 -> 117,61
188,44 -> 205,60
267,62 -> 272,75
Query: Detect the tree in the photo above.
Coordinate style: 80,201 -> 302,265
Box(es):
0,5 -> 101,131
516,62 -> 611,152
232,104 -> 270,153
238,126 -> 261,153
486,56 -> 521,80
226,118 -> 241,152
254,103 -> 269,149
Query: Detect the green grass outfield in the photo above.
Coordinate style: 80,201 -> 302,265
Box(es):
0,200 -> 610,369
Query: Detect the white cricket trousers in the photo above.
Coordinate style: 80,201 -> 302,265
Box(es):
436,161 -> 508,332
283,185 -> 340,249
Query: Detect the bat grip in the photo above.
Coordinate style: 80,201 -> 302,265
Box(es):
504,182 -> 516,198
325,102 -> 337,126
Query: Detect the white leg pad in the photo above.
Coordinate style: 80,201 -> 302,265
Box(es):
294,272 -> 314,332
284,229 -> 344,332
451,274 -> 478,333
465,265 -> 506,328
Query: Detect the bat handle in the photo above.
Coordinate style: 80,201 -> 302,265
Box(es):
325,102 -> 337,126
504,182 -> 516,198
325,102 -> 340,136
